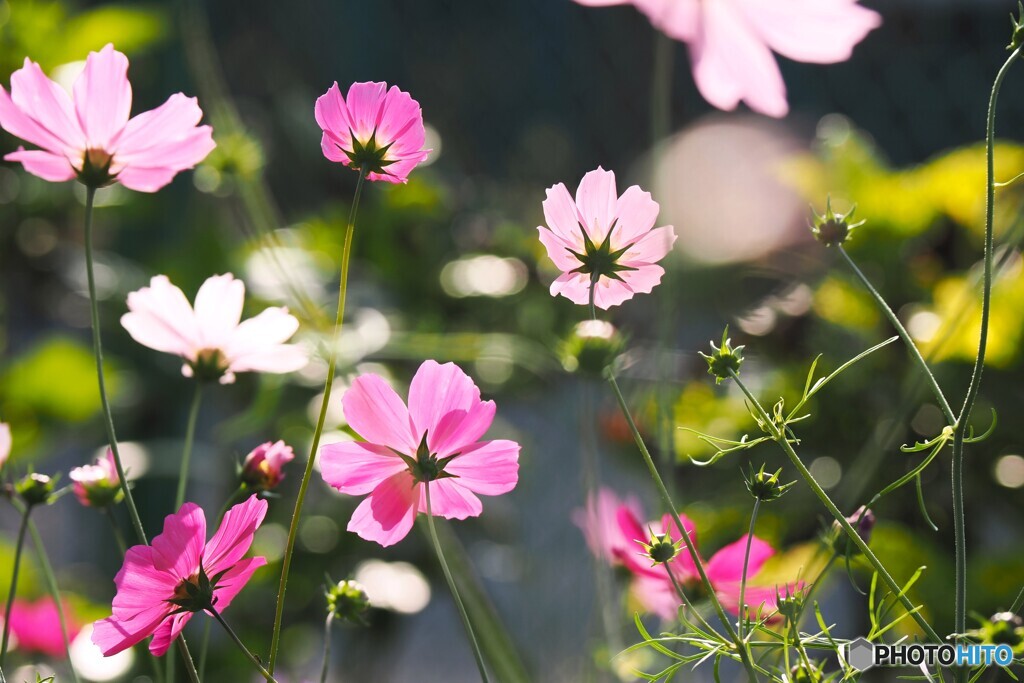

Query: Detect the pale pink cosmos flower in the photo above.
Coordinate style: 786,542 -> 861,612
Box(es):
8,598 -> 82,658
121,273 -> 307,384
0,44 -> 215,190
538,167 -> 677,309
573,487 -> 645,565
315,81 -> 430,183
240,440 -> 295,492
572,0 -> 881,118
92,495 -> 268,657
69,448 -> 123,507
0,422 -> 10,470
320,360 -> 520,547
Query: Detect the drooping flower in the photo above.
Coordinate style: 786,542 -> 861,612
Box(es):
571,0 -> 881,118
538,167 -> 676,309
320,360 -> 520,547
70,449 -> 123,507
0,44 -> 215,190
315,81 -> 430,183
239,440 -> 295,492
121,273 -> 307,384
0,422 -> 10,470
8,598 -> 82,658
92,495 -> 268,656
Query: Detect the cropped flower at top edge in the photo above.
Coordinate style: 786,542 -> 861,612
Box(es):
319,360 -> 520,547
0,43 -> 215,191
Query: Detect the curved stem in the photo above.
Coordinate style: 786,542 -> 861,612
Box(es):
424,482 -> 491,682
175,383 -> 204,510
727,369 -> 942,643
210,608 -> 277,682
82,186 -> 148,547
268,168 -> 367,673
319,613 -> 334,683
0,505 -> 31,667
664,562 -> 718,638
737,499 -> 761,640
950,49 -> 1023,675
836,245 -> 955,424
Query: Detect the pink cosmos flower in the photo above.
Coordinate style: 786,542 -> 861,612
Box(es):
121,273 -> 307,384
0,44 -> 215,190
69,448 -> 122,507
0,422 -> 10,470
572,0 -> 881,118
315,81 -> 430,183
538,167 -> 677,309
240,440 -> 295,492
8,598 -> 82,657
92,496 -> 268,657
573,487 -> 645,565
320,360 -> 520,547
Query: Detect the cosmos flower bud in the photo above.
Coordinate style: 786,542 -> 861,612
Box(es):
239,440 -> 295,492
558,320 -> 625,376
637,529 -> 683,566
70,449 -> 123,508
745,464 -> 795,503
699,327 -> 745,384
774,584 -> 805,621
831,506 -> 875,555
326,579 -> 371,624
810,197 -> 864,247
16,472 -> 56,506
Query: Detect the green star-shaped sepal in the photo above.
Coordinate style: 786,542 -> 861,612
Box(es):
341,129 -> 399,177
566,221 -> 637,283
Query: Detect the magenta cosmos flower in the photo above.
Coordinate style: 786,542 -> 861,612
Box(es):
572,0 -> 880,118
538,167 -> 676,309
320,360 -> 520,547
0,422 -> 10,470
240,440 -> 295,492
92,496 -> 268,657
0,44 -> 215,190
70,448 -> 122,507
8,598 -> 82,658
121,273 -> 307,384
315,81 -> 430,183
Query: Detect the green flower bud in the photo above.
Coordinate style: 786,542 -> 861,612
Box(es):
969,612 -> 1024,654
810,197 -> 864,247
1010,2 -> 1024,51
326,579 -> 371,624
699,327 -> 744,384
775,585 -> 805,622
637,530 -> 683,566
744,464 -> 795,502
558,320 -> 625,376
788,660 -> 825,683
16,472 -> 56,506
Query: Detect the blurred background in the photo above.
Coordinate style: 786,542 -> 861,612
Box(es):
2,0 -> 1024,681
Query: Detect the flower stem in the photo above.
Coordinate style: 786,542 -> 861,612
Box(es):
836,245 -> 955,424
175,383 -> 204,510
210,608 -> 277,683
424,481 -> 491,682
268,167 -> 367,673
727,368 -> 942,643
198,619 -> 212,682
175,636 -> 201,683
319,613 -> 334,683
737,499 -> 761,640
950,49 -> 1023,677
664,562 -> 718,638
105,506 -> 128,556
0,504 -> 30,668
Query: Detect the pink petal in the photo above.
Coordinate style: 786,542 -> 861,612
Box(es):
110,546 -> 177,615
549,271 -> 592,306
631,573 -> 679,620
615,264 -> 666,300
347,472 -> 419,547
706,534 -> 775,585
344,82 -> 388,141
320,440 -> 408,495
574,167 -> 618,244
367,152 -> 429,184
121,275 -> 199,358
342,373 -> 417,453
0,85 -> 72,155
4,148 -> 75,182
148,612 -> 191,657
73,44 -> 131,150
314,82 -> 352,140
444,439 -> 519,495
573,488 -> 645,565
0,422 -> 10,467
689,0 -> 788,117
319,131 -> 351,163
150,503 -> 205,579
430,400 -> 497,458
542,182 -> 585,246
418,479 -> 483,519
227,345 -> 307,376
209,556 -> 267,609
9,599 -> 81,657
614,505 -> 657,576
537,227 -> 581,273
735,0 -> 881,64
225,307 -> 305,375
203,495 -> 267,574
718,581 -> 803,621
592,274 -> 639,310
113,93 -> 204,161
407,360 -> 492,454
636,0 -> 700,43
612,185 -> 661,247
9,57 -> 85,152
375,85 -> 426,155
193,274 -> 245,350
115,166 -> 181,193
620,226 -> 677,266
92,608 -> 170,657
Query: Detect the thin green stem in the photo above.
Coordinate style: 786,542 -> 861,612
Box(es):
175,383 -> 204,510
268,167 -> 367,673
737,499 -> 761,640
793,552 -> 838,630
82,186 -> 148,547
320,613 -> 334,683
951,49 -> 1023,677
664,562 -> 718,638
0,505 -> 30,667
217,485 -> 247,522
210,608 -> 277,682
424,481 -> 491,683
727,368 -> 942,643
175,636 -> 201,683
836,245 -> 955,424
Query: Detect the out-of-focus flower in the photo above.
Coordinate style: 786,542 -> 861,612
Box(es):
538,167 -> 676,309
121,273 -> 307,384
92,496 -> 267,656
810,197 -> 864,247
315,81 -> 430,183
15,473 -> 56,506
558,320 -> 625,375
9,598 -> 82,658
571,0 -> 880,118
326,579 -> 371,624
0,422 -> 10,470
0,44 -> 215,190
239,440 -> 295,492
70,449 -> 123,507
573,488 -> 644,565
320,360 -> 520,547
